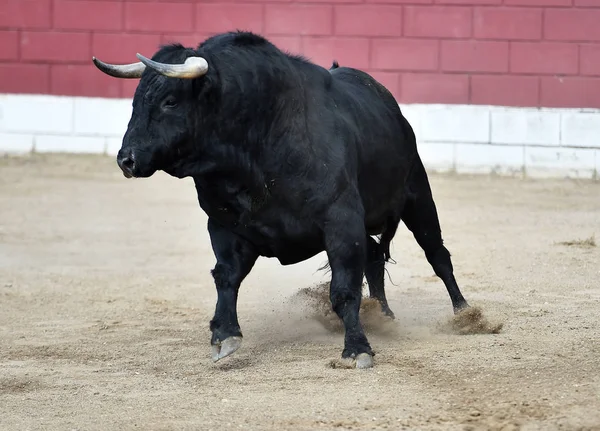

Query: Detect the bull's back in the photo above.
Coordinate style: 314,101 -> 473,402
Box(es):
328,67 -> 417,227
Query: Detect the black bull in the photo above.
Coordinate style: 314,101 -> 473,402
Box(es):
92,31 -> 469,369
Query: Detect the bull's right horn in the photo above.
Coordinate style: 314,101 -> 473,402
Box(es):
135,54 -> 208,79
92,57 -> 146,79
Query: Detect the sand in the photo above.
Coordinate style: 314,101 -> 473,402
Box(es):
1,153 -> 599,430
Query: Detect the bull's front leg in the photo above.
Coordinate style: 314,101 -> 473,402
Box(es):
323,198 -> 374,369
207,218 -> 258,362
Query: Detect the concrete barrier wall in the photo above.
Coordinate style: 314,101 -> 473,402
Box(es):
2,94 -> 598,179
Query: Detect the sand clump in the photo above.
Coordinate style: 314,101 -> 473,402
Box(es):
444,306 -> 504,335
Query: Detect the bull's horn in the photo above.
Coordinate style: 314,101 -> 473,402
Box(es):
92,57 -> 146,79
135,53 -> 208,79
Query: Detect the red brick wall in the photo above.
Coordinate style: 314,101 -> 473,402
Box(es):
1,0 -> 600,108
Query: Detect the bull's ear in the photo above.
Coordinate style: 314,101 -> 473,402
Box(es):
92,57 -> 146,79
136,54 -> 208,79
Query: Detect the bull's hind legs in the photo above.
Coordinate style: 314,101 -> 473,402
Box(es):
365,236 -> 396,319
324,201 -> 374,369
402,159 -> 469,313
207,218 -> 258,362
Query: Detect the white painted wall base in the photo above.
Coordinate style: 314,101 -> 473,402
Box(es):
1,94 -> 599,180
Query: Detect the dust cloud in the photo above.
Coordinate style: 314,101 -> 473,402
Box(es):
286,282 -> 400,337
442,306 -> 504,335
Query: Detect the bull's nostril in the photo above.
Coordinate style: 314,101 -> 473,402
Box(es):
122,157 -> 134,170
117,152 -> 136,178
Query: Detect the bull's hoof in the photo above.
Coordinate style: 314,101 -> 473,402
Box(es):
453,301 -> 470,315
211,336 -> 242,362
382,304 -> 396,320
355,353 -> 374,369
333,353 -> 374,369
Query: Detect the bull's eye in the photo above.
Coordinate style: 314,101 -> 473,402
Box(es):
162,97 -> 178,110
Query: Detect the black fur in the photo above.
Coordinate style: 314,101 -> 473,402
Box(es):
115,31 -> 469,362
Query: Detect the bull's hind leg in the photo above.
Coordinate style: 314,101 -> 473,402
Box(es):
365,236 -> 395,319
207,218 -> 258,362
402,159 -> 469,313
324,197 -> 374,369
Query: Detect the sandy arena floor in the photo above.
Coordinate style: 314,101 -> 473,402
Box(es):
1,153 -> 599,430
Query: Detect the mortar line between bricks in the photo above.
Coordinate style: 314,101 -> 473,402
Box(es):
120,2 -> 125,33
558,111 -> 563,146
541,7 -> 545,40
50,0 -> 55,29
16,28 -> 22,61
330,4 -> 335,38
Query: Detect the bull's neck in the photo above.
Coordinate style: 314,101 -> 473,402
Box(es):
192,138 -> 269,202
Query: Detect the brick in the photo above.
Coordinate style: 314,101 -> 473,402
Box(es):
365,0 -> 431,3
540,77 -> 600,108
367,71 -> 401,100
561,113 -> 600,148
21,31 -> 91,63
417,142 -> 455,173
51,65 -> 122,98
510,42 -> 578,74
0,95 -> 73,134
265,5 -> 332,36
545,9 -> 600,42
36,135 -> 106,154
302,37 -> 369,70
435,0 -> 500,4
196,4 -> 263,34
371,39 -> 438,71
404,6 -> 471,38
92,33 -> 162,64
505,0 -> 570,5
490,108 -> 560,146
161,34 -> 211,49
54,1 -> 122,31
471,75 -> 539,107
125,2 -> 194,33
0,64 -> 49,94
74,98 -> 132,137
525,147 -> 596,179
0,0 -> 51,29
0,31 -> 19,60
0,134 -> 34,154
474,7 -> 542,40
420,105 -> 490,143
441,40 -> 508,72
334,6 -> 402,37
400,73 -> 469,104
269,36 -> 302,55
574,0 -> 600,6
304,0 -> 362,3
581,44 -> 600,76
456,144 -> 524,175
121,80 -> 140,99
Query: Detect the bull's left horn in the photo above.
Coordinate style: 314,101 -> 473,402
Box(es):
135,54 -> 208,79
92,57 -> 146,79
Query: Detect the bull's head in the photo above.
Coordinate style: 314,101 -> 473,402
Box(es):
92,47 -> 209,179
